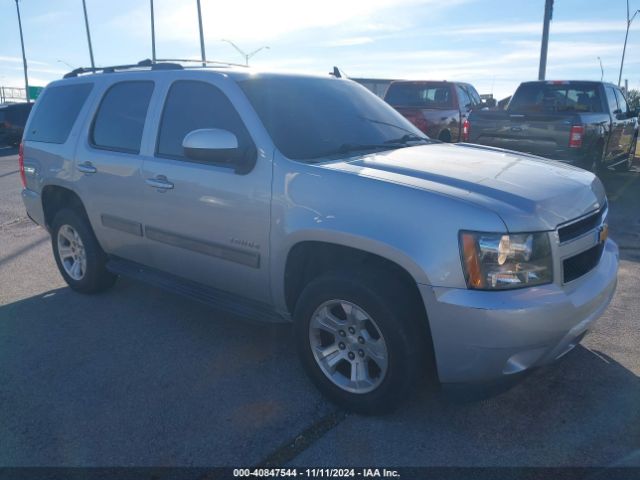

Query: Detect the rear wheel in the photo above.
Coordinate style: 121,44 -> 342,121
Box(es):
293,269 -> 428,414
584,143 -> 604,173
51,208 -> 117,293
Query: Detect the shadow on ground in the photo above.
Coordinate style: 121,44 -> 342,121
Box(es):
0,280 -> 334,466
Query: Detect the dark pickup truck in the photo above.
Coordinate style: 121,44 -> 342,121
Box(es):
468,81 -> 638,171
0,102 -> 33,147
384,80 -> 485,143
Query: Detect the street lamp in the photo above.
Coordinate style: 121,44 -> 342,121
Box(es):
57,59 -> 75,69
220,39 -> 270,66
618,0 -> 640,86
597,57 -> 604,81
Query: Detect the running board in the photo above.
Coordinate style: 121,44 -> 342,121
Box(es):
106,257 -> 288,323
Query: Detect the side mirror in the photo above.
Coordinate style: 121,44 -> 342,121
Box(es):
183,128 -> 239,163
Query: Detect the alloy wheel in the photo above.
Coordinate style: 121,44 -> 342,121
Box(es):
309,299 -> 389,394
57,224 -> 87,281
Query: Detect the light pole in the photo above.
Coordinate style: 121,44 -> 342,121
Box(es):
221,39 -> 270,66
196,0 -> 206,66
618,0 -> 640,86
538,0 -> 554,81
81,0 -> 95,70
14,0 -> 30,103
150,0 -> 156,62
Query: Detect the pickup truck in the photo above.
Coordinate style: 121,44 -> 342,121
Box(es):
20,65 -> 618,413
384,80 -> 484,143
468,81 -> 638,171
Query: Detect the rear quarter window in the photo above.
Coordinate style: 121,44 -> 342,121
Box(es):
385,83 -> 454,109
509,83 -> 603,113
25,83 -> 93,144
91,81 -> 154,154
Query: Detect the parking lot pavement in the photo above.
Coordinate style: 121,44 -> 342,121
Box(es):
0,148 -> 639,467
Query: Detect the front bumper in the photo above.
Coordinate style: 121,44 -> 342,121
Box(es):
419,239 -> 619,383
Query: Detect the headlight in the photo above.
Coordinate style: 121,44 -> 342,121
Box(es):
459,231 -> 553,290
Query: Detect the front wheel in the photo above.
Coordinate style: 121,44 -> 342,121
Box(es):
293,270 -> 427,414
51,208 -> 117,293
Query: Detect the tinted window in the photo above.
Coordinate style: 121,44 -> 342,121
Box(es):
614,89 -> 628,115
456,85 -> 472,110
25,83 -> 92,144
157,80 -> 252,160
466,85 -> 482,106
91,81 -> 153,153
605,87 -> 618,113
509,82 -> 603,113
384,83 -> 454,108
241,77 -> 427,161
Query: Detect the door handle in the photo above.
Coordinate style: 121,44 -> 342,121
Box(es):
76,162 -> 97,174
146,175 -> 174,190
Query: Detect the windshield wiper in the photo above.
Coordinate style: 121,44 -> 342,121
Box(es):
383,133 -> 431,145
337,143 -> 400,154
357,116 -> 422,135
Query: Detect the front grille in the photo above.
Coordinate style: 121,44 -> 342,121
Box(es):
558,203 -> 606,243
563,242 -> 605,283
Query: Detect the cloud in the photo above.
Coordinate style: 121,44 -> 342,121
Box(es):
110,0 -> 462,43
0,56 -> 49,66
323,37 -> 375,47
448,20 -> 627,36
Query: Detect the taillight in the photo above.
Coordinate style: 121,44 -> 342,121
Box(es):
569,125 -> 584,148
18,142 -> 27,188
462,118 -> 470,142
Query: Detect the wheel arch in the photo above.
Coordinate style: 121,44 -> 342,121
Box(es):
41,184 -> 89,231
282,238 -> 438,381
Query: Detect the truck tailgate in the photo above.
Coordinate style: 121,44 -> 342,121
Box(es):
470,112 -> 578,158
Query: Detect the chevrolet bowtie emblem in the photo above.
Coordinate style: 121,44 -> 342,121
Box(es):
598,224 -> 609,244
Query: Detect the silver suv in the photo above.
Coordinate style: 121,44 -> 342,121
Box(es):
19,63 -> 618,413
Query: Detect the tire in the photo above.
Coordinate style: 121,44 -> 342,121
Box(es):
51,208 -> 117,293
293,269 -> 428,415
438,130 -> 452,143
583,143 -> 604,173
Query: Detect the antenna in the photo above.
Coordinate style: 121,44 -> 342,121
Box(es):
597,57 -> 604,81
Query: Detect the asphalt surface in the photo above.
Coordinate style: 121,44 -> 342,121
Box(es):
0,145 -> 639,468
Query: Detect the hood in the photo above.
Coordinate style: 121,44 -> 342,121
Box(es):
320,143 -> 606,232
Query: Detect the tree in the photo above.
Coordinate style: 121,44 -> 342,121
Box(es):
626,89 -> 640,110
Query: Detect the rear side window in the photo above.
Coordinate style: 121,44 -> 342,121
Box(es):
508,83 -> 603,113
605,87 -> 618,113
456,85 -> 472,110
385,83 -> 454,109
614,89 -> 628,115
156,80 -> 252,160
25,83 -> 93,144
91,81 -> 154,154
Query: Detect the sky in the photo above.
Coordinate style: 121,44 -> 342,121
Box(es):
1,0 -> 639,100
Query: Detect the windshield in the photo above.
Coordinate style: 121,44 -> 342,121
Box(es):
508,82 -> 604,113
239,76 -> 428,161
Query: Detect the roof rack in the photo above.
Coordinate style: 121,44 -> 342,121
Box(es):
63,59 -> 183,78
155,58 -> 248,68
